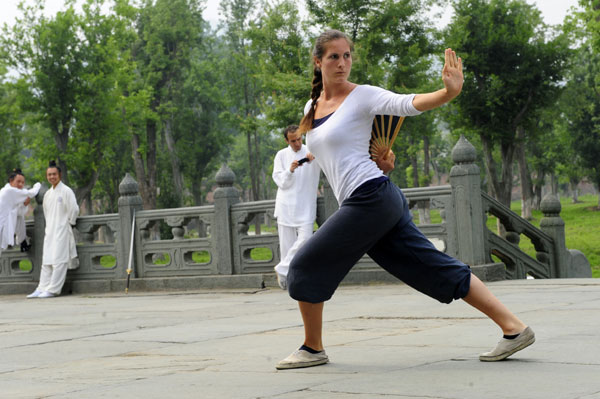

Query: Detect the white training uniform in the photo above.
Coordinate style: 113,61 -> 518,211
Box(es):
272,144 -> 321,277
37,181 -> 79,295
0,182 -> 41,255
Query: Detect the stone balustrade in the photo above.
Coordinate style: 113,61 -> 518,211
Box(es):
0,137 -> 591,294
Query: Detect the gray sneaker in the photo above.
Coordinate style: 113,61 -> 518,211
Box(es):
479,326 -> 535,361
276,348 -> 329,370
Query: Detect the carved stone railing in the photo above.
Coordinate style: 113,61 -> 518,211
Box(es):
72,213 -> 121,280
135,206 -> 215,277
231,200 -> 279,274
0,220 -> 36,282
1,137 -> 591,294
403,185 -> 453,252
482,193 -> 555,279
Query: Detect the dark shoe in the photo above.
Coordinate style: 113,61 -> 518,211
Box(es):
479,326 -> 535,361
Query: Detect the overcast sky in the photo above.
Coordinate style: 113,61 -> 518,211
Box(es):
1,0 -> 581,29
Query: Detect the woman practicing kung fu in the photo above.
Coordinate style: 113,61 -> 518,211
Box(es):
276,29 -> 534,370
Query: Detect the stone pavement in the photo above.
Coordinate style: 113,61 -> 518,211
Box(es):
2,278 -> 600,399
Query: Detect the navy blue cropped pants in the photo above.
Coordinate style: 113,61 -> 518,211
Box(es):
288,178 -> 472,304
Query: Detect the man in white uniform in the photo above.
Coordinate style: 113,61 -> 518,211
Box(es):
272,125 -> 321,289
27,161 -> 79,298
0,169 -> 41,255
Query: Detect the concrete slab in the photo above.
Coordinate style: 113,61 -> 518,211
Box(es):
1,279 -> 600,399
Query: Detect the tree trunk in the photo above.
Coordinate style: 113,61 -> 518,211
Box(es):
418,136 -> 432,224
164,118 -> 184,206
147,120 -> 157,209
253,129 -> 261,201
246,130 -> 258,201
569,178 -> 580,203
411,155 -> 419,187
533,182 -> 543,210
74,169 -> 99,214
131,120 -> 157,210
532,168 -> 545,210
516,126 -> 534,220
53,125 -> 70,186
550,174 -> 558,195
481,135 -> 515,236
480,135 -> 515,207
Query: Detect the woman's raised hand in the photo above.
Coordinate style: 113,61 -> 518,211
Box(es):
442,48 -> 463,99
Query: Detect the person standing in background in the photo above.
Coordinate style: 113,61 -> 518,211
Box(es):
27,161 -> 79,299
0,169 -> 41,256
272,125 -> 321,290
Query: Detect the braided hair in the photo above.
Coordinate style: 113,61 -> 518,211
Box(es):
298,30 -> 354,135
8,168 -> 24,183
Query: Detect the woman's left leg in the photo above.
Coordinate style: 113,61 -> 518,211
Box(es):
463,274 -> 526,335
368,218 -> 534,361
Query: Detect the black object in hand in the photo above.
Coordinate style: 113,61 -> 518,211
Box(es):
298,157 -> 309,165
20,240 -> 31,252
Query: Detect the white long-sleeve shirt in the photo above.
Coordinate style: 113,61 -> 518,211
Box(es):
42,181 -> 79,265
0,182 -> 41,251
305,85 -> 422,204
272,144 -> 321,227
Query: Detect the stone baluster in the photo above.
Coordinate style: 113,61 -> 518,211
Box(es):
539,194 -> 577,278
212,164 -> 240,274
166,217 -> 185,240
118,173 -> 143,279
448,135 -> 487,266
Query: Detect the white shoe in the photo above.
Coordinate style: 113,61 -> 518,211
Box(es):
276,348 -> 328,370
26,290 -> 43,299
479,326 -> 535,361
38,291 -> 57,298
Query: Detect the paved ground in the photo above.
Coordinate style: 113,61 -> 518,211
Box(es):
2,278 -> 600,399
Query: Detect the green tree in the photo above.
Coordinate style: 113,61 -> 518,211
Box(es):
2,0 -> 134,211
2,0 -> 83,187
561,45 -> 600,207
128,0 -> 205,208
445,0 -> 571,209
174,33 -> 230,206
0,61 -> 24,178
220,0 -> 265,201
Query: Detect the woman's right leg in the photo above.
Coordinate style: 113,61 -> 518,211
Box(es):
282,182 -> 405,369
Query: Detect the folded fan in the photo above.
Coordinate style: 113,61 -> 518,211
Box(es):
369,115 -> 405,160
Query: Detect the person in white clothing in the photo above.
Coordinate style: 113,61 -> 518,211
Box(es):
272,125 -> 321,290
27,161 -> 79,299
0,169 -> 41,256
276,30 -> 534,370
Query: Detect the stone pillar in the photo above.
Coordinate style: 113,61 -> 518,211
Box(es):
118,174 -> 143,278
539,194 -> 591,278
448,135 -> 487,266
32,184 -> 48,281
212,164 -> 240,274
322,178 -> 338,220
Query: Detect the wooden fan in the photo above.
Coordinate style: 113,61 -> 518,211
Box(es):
369,115 -> 405,160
